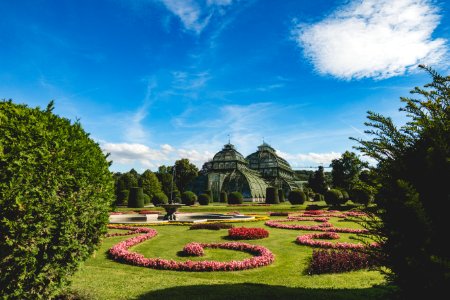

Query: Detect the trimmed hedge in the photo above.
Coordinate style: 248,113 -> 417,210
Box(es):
181,191 -> 197,206
152,192 -> 168,206
128,187 -> 145,208
278,189 -> 285,202
265,187 -> 279,204
288,189 -> 307,205
0,100 -> 114,299
324,189 -> 345,206
350,186 -> 373,206
118,189 -> 129,205
220,191 -> 228,203
198,193 -> 210,205
228,191 -> 243,204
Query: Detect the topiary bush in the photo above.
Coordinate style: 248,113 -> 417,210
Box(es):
204,189 -> 214,202
181,191 -> 197,206
118,189 -> 129,205
143,193 -> 151,205
350,185 -> 373,206
288,189 -> 307,205
339,189 -> 350,201
198,193 -> 210,205
128,187 -> 145,208
228,191 -> 243,204
152,191 -> 168,206
278,189 -> 285,202
0,100 -> 114,299
220,191 -> 228,203
324,189 -> 344,206
265,187 -> 279,204
313,193 -> 322,202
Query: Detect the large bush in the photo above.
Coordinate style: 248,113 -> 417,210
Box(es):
324,189 -> 344,206
198,193 -> 211,205
151,191 -> 168,206
204,189 -> 214,202
265,187 -> 279,204
128,187 -> 145,208
181,191 -> 197,206
228,191 -> 243,204
288,189 -> 306,205
220,191 -> 228,203
0,100 -> 114,299
117,189 -> 129,205
350,183 -> 374,206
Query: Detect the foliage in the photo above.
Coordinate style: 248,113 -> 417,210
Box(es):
128,187 -> 145,208
143,193 -> 151,205
220,191 -> 228,203
339,189 -> 350,201
308,166 -> 328,194
265,187 -> 279,204
118,189 -> 129,205
198,193 -> 211,205
278,189 -> 285,202
350,182 -> 375,206
228,191 -> 243,204
174,158 -> 199,193
0,100 -> 114,299
324,189 -> 345,206
114,172 -> 138,203
181,191 -> 197,206
313,193 -> 323,202
156,165 -> 180,200
152,192 -> 168,206
204,189 -> 214,202
330,151 -> 367,191
288,189 -> 306,205
352,66 -> 450,297
139,170 -> 162,200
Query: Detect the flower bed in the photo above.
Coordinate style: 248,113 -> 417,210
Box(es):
228,227 -> 269,240
106,225 -> 155,237
189,223 -> 234,230
265,219 -> 368,234
106,225 -> 275,271
183,242 -> 204,256
296,232 -> 375,250
138,210 -> 160,215
308,249 -> 380,274
269,212 -> 289,216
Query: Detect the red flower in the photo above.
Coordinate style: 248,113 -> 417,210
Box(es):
228,227 -> 269,240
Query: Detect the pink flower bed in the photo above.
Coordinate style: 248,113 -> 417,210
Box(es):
296,232 -> 376,250
183,242 -> 204,256
269,212 -> 289,216
228,227 -> 269,240
106,225 -> 155,237
308,249 -> 380,274
264,219 -> 368,234
287,216 -> 329,222
107,226 -> 275,271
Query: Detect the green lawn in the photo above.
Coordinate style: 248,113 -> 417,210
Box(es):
69,204 -> 389,299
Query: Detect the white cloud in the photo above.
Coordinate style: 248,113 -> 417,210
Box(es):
293,0 -> 447,79
277,150 -> 342,168
159,0 -> 234,34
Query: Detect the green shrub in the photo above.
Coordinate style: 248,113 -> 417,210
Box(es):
220,191 -> 228,203
278,189 -> 285,202
324,189 -> 344,206
350,185 -> 374,206
313,193 -> 323,202
143,193 -> 151,205
118,189 -> 129,205
204,189 -> 214,202
339,189 -> 350,201
152,192 -> 168,206
128,187 -> 145,208
181,191 -> 197,206
228,191 -> 243,204
198,193 -> 210,205
288,189 -> 306,205
0,100 -> 114,299
265,187 -> 279,204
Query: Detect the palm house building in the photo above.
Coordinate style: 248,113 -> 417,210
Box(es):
192,142 -> 301,202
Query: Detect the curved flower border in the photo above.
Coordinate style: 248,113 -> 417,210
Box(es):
107,225 -> 275,272
295,232 -> 377,249
264,219 -> 368,234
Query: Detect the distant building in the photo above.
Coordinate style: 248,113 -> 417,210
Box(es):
192,142 -> 302,202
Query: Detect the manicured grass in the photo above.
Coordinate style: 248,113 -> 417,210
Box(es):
69,207 -> 389,299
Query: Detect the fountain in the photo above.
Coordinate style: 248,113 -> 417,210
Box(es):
160,165 -> 184,220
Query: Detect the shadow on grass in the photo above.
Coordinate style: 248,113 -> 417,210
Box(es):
135,283 -> 393,300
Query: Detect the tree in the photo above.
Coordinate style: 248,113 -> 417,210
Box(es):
330,151 -> 367,191
128,187 -> 145,208
352,66 -> 450,297
0,100 -> 114,298
308,166 -> 328,194
115,171 -> 138,197
174,158 -> 199,193
139,169 -> 162,200
156,165 -> 180,200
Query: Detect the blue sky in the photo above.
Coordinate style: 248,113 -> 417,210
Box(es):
1,0 -> 449,172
